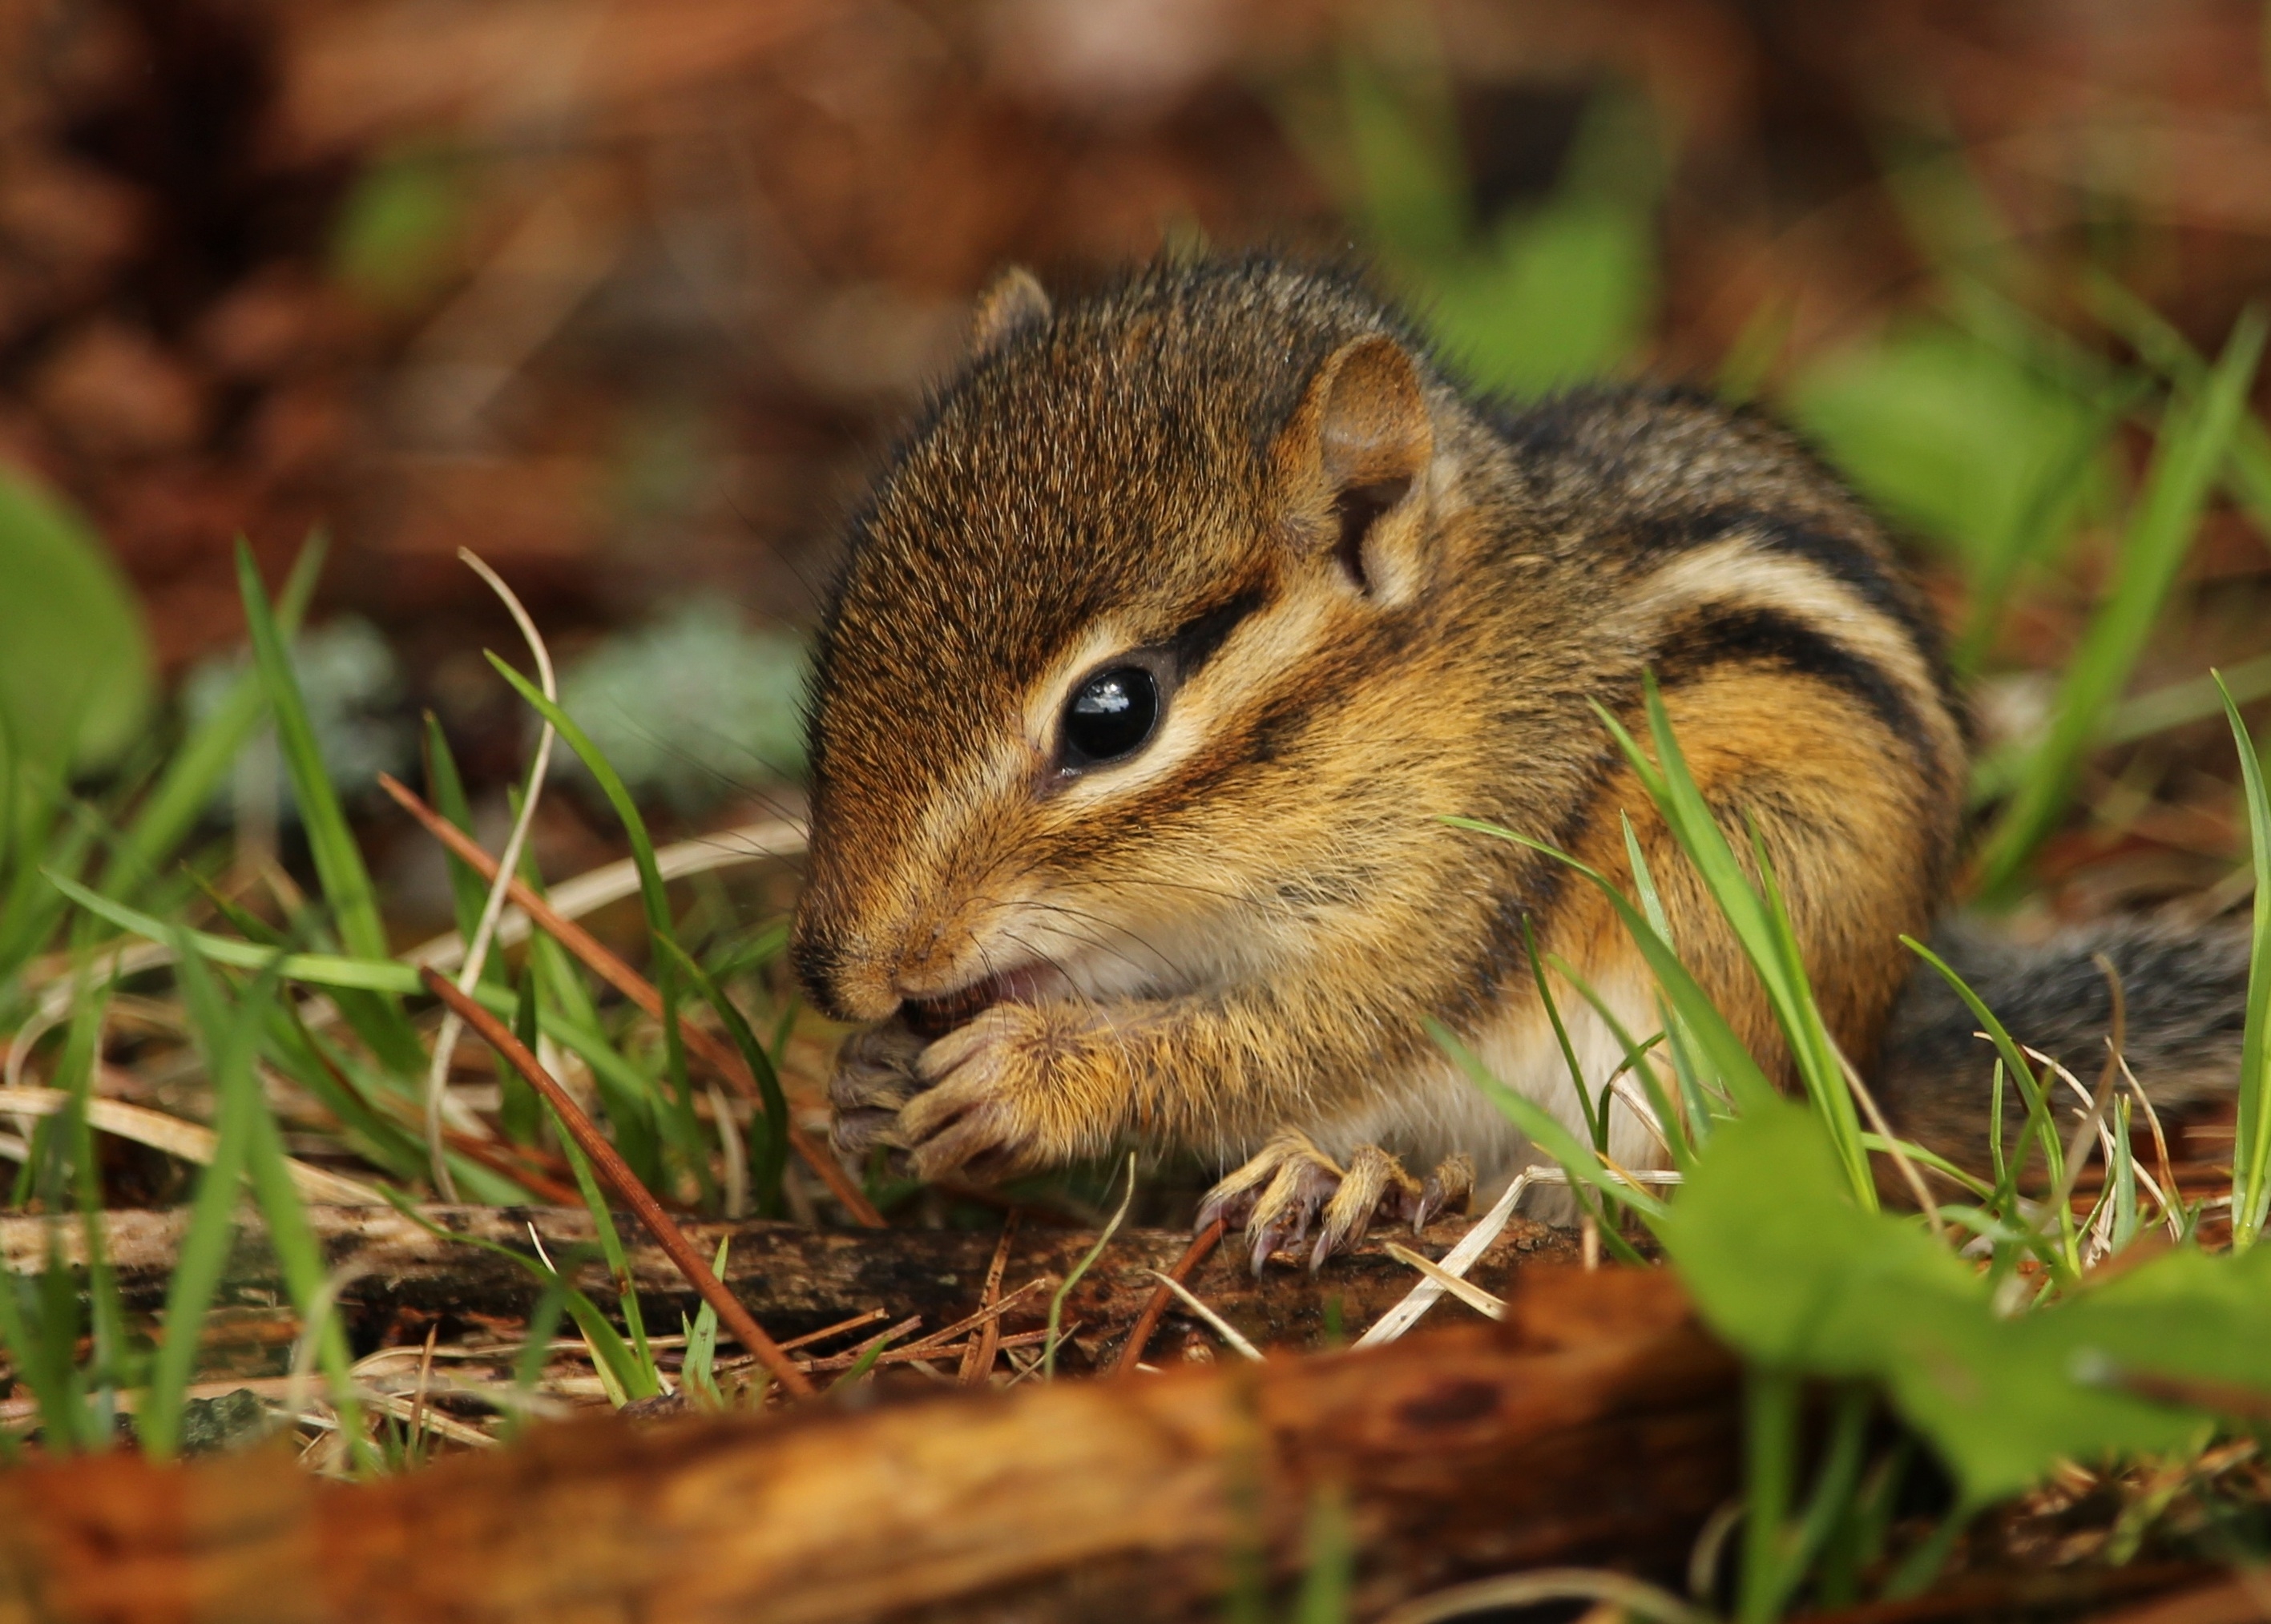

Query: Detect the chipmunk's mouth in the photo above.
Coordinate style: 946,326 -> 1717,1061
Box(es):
900,960 -> 1079,1039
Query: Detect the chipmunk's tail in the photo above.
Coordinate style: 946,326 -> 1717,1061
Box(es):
1872,918 -> 2253,1170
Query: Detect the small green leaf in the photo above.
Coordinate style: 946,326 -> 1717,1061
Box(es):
0,468 -> 152,779
1660,1099 -> 2271,1505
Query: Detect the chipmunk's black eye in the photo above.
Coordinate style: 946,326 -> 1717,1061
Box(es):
1061,665 -> 1160,768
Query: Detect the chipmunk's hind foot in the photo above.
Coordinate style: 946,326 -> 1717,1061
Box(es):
1198,1133 -> 1474,1273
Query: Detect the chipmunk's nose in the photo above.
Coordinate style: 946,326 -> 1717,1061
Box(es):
788,917 -> 900,1024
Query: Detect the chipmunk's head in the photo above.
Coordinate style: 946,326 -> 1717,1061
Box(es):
791,259 -> 1488,1026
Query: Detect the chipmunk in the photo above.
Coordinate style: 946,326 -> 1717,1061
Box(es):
789,257 -> 2250,1266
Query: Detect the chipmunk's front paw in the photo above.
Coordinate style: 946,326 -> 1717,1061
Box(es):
827,1018 -> 928,1164
1197,1132 -> 1474,1273
897,1003 -> 1105,1183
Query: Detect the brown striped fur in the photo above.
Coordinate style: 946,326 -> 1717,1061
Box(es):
792,259 -> 1969,1193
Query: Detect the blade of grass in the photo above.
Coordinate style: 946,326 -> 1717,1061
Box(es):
681,1237 -> 729,1409
1617,818 -> 1720,1148
419,714 -> 503,988
234,539 -> 383,960
1520,915 -> 1604,1148
2217,672 -> 2271,1246
1537,953 -> 1691,1173
1444,815 -> 1779,1116
1975,310 -> 2267,898
1899,936 -> 2076,1276
1044,1153 -> 1136,1379
99,535 -> 325,904
2086,271 -> 2271,540
1428,1017 -> 1670,1223
54,945 -> 126,1426
488,655 -> 712,1206
501,967 -> 542,1146
829,1321 -> 909,1391
384,1193 -> 650,1406
141,944 -> 284,1458
235,539 -> 422,1076
0,785 -> 102,984
658,937 -> 789,1218
550,1119 -> 660,1398
238,1025 -> 374,1469
46,872 -> 459,994
1597,684 -> 1873,1199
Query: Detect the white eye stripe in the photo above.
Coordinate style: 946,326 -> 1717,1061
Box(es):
1042,586 -> 1337,811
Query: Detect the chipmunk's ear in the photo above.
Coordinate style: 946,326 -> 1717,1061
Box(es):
968,266 -> 1052,360
1276,332 -> 1436,604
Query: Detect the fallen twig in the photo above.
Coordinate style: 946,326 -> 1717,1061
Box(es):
960,1215 -> 1018,1386
0,1267 -> 1734,1622
1111,1216 -> 1224,1376
420,968 -> 815,1396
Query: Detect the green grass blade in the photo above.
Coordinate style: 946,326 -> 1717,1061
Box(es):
659,937 -> 789,1216
45,872 -> 442,994
681,1238 -> 729,1408
235,542 -> 423,1076
0,1258 -> 79,1449
421,713 -> 504,987
500,969 -> 543,1146
264,1008 -> 437,1186
512,1278 -> 571,1420
381,1192 -> 650,1404
1898,935 -> 2076,1275
1618,817 -> 1720,1146
543,1101 -> 662,1397
829,1322 -> 905,1392
1045,1155 -> 1135,1379
99,536 -> 324,902
243,1043 -> 372,1465
1539,953 -> 1694,1176
236,539 -> 385,957
0,784 -> 100,982
2087,272 -> 2271,538
1428,1017 -> 1670,1220
53,955 -> 123,1441
1444,816 -> 1779,1116
1975,309 -> 2267,898
1743,814 -> 1874,1195
141,945 -> 281,1458
2216,673 -> 2271,1245
490,655 -> 710,1203
1600,683 -> 1872,1199
1520,914 -> 1603,1146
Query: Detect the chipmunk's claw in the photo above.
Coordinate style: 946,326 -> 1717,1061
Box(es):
1414,1152 -> 1477,1233
1199,1134 -> 1474,1273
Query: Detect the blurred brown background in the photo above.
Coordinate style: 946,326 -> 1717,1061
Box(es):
5,0 -> 2271,776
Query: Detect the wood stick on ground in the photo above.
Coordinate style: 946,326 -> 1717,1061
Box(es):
379,772 -> 885,1228
2,1206 -> 1584,1367
0,1267 -> 1739,1624
420,967 -> 816,1397
1114,1215 -> 1224,1376
960,1212 -> 1017,1385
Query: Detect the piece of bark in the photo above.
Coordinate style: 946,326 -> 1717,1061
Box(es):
0,1267 -> 1738,1624
0,1207 -> 1584,1365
